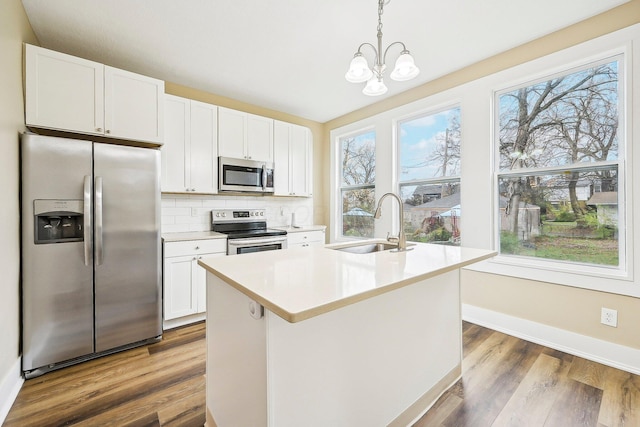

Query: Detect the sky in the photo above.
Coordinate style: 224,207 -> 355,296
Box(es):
399,107 -> 461,182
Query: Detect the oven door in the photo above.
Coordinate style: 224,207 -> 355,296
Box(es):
227,236 -> 288,255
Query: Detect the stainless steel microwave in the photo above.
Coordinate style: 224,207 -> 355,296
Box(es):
218,157 -> 274,193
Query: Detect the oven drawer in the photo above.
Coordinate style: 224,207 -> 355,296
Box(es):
164,238 -> 227,257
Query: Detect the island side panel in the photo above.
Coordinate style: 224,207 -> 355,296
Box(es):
266,269 -> 462,426
206,274 -> 267,427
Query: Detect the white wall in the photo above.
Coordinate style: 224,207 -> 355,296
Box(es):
0,0 -> 38,421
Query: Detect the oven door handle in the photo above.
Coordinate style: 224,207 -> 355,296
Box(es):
228,237 -> 287,247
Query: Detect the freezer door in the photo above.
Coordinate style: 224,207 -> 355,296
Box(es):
93,143 -> 162,352
21,134 -> 94,372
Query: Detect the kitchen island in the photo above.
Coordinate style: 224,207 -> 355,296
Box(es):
199,241 -> 495,427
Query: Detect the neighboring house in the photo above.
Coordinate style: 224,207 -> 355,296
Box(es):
587,191 -> 618,227
543,177 -> 592,208
411,184 -> 449,204
499,196 -> 541,240
404,192 -> 460,232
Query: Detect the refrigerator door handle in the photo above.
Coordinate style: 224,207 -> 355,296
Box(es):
83,175 -> 92,266
95,176 -> 104,266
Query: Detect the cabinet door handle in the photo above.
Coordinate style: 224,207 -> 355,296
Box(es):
96,127 -> 102,132
105,129 -> 111,134
195,246 -> 200,250
192,257 -> 197,261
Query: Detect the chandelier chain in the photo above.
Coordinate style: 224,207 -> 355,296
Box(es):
377,0 -> 385,34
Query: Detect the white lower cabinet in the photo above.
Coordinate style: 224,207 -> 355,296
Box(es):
287,230 -> 325,249
163,238 -> 226,328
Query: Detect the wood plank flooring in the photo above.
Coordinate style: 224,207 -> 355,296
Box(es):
5,321 -> 640,426
414,322 -> 640,427
4,322 -> 206,427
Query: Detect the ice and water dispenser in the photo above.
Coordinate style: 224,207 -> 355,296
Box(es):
34,199 -> 84,244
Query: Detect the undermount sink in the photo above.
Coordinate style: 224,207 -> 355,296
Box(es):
332,242 -> 398,254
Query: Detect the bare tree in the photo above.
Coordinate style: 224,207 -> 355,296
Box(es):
341,137 -> 375,186
341,135 -> 376,235
499,64 -> 618,234
545,64 -> 618,218
428,112 -> 461,178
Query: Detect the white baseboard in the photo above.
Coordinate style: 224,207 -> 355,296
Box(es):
163,313 -> 206,331
0,357 -> 23,425
462,304 -> 640,375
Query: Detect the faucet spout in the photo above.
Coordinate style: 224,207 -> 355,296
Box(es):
373,192 -> 411,252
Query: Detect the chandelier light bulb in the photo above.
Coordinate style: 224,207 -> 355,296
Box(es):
345,54 -> 373,83
363,77 -> 388,96
390,51 -> 420,82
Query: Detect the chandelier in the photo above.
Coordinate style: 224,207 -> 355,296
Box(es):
345,0 -> 420,96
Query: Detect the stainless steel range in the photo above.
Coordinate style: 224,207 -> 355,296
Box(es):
212,208 -> 287,255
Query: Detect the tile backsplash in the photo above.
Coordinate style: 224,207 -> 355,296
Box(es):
161,194 -> 315,233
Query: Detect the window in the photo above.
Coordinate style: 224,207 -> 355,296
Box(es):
496,58 -> 622,268
339,130 -> 376,238
398,107 -> 461,245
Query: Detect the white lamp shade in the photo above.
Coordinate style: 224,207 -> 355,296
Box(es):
362,77 -> 388,96
345,55 -> 373,83
390,52 -> 420,81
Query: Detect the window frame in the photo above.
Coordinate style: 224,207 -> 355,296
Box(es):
396,105 -> 462,245
490,52 -> 631,283
337,128 -> 376,240
328,26 -> 639,297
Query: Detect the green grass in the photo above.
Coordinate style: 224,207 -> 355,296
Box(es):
501,234 -> 618,266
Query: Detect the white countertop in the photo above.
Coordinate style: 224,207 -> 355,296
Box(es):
162,231 -> 227,242
273,225 -> 326,233
199,240 -> 496,323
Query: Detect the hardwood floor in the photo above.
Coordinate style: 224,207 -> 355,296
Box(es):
4,322 -> 206,427
5,321 -> 640,426
414,322 -> 640,427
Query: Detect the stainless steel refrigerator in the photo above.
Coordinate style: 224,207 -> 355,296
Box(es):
21,133 -> 162,378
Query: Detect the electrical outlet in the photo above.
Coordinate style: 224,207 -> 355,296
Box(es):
601,307 -> 618,327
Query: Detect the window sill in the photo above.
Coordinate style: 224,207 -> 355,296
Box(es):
464,254 -> 638,297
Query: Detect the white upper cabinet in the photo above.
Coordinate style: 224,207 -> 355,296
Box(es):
274,120 -> 312,197
25,44 -> 164,144
189,100 -> 219,193
25,44 -> 104,136
246,114 -> 274,162
218,107 -> 273,162
162,95 -> 217,194
162,95 -> 190,192
104,66 -> 164,143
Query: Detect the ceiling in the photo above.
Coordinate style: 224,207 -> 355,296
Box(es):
21,0 -> 627,123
